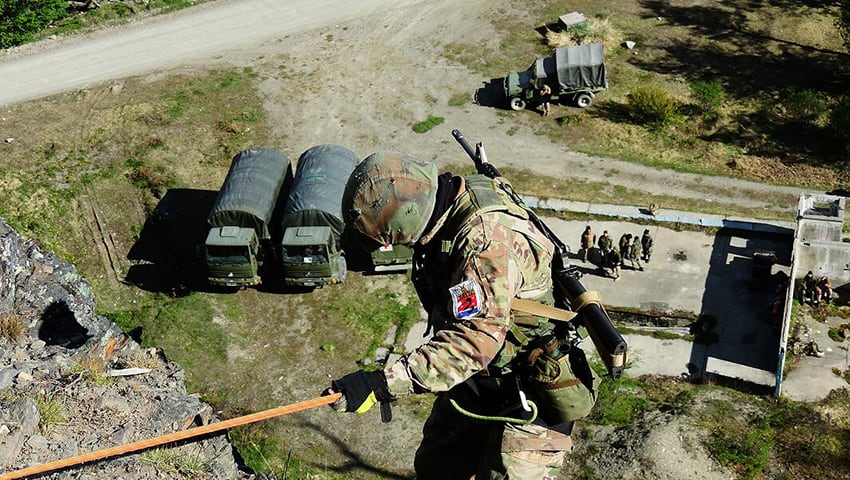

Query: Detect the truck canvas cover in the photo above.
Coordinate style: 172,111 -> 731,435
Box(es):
534,43 -> 606,90
281,144 -> 359,241
207,148 -> 291,240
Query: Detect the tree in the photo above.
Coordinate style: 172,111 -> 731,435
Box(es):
0,0 -> 68,49
838,0 -> 850,51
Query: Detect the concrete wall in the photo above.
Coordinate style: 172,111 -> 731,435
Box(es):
776,193 -> 848,396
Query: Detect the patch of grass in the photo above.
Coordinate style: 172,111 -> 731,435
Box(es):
444,163 -> 794,222
0,313 -> 25,342
326,286 -> 419,360
449,92 -> 470,107
35,393 -> 66,435
140,448 -> 208,477
102,293 -> 227,392
412,115 -> 445,133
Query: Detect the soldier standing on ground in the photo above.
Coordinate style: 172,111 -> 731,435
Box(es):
598,230 -> 613,256
539,84 -> 552,117
618,233 -> 632,266
605,247 -> 621,281
629,235 -> 643,271
327,152 -> 594,479
580,225 -> 595,263
641,229 -> 653,262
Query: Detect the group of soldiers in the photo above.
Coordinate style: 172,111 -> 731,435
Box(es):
801,270 -> 833,306
580,225 -> 654,281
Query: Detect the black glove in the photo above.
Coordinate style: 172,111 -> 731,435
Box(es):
330,370 -> 394,422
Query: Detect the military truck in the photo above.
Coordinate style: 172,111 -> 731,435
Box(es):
280,145 -> 358,287
505,43 -> 607,110
370,243 -> 414,272
203,148 -> 292,287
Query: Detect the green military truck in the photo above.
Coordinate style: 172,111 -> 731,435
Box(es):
203,148 -> 292,287
370,243 -> 414,272
505,43 -> 607,110
280,145 -> 358,287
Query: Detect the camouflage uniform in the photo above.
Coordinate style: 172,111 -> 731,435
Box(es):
641,229 -> 653,262
628,237 -> 643,270
618,234 -> 631,265
598,231 -> 613,255
380,174 -> 573,480
580,226 -> 595,263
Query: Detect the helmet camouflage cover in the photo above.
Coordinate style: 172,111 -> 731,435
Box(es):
342,151 -> 438,246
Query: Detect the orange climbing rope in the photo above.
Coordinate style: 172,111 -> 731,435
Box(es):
0,392 -> 341,480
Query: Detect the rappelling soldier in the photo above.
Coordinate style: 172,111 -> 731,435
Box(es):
326,152 -> 600,480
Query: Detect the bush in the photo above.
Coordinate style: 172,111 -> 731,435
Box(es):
627,86 -> 679,127
689,79 -> 724,115
0,0 -> 68,49
784,89 -> 828,125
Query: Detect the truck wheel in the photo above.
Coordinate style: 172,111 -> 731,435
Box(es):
575,93 -> 593,108
509,97 -> 526,111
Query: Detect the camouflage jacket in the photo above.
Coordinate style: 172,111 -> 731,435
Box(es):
384,175 -> 555,397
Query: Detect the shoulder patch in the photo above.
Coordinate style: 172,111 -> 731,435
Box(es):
449,278 -> 484,320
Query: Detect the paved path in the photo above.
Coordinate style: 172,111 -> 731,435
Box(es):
0,0 -> 424,106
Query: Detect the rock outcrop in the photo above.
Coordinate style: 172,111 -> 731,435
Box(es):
0,218 -> 246,479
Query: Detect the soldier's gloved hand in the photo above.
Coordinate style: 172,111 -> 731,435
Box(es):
327,370 -> 394,423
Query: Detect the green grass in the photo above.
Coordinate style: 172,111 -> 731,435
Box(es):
35,393 -> 66,435
326,286 -> 420,360
412,115 -> 445,134
140,448 -> 208,477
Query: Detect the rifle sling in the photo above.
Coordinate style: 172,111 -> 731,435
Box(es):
511,291 -> 602,327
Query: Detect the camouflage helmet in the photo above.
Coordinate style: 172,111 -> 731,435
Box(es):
342,151 -> 438,246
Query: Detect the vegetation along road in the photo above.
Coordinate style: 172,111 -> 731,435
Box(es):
0,0 -> 825,219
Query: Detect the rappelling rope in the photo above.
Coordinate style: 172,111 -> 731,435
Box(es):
0,392 -> 342,480
449,398 -> 538,425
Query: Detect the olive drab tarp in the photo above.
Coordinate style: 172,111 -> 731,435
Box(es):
534,43 -> 607,91
282,145 -> 359,242
207,148 -> 292,240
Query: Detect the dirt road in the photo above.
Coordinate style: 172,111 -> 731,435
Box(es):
0,0 -> 814,217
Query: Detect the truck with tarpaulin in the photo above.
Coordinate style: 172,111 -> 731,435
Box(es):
203,148 -> 292,287
505,43 -> 607,110
280,145 -> 358,287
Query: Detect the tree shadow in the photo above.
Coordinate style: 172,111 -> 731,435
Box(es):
125,188 -> 218,295
621,0 -> 850,167
301,421 -> 413,479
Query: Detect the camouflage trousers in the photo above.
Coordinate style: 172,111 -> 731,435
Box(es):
414,385 -> 573,480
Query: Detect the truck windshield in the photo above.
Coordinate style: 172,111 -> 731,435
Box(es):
206,246 -> 250,265
283,245 -> 328,264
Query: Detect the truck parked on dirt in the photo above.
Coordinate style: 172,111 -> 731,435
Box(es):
505,43 -> 607,110
280,145 -> 358,287
203,148 -> 292,287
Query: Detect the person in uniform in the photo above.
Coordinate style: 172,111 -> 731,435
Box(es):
605,247 -> 621,281
539,84 -> 552,117
326,152 -> 597,480
629,235 -> 643,271
580,225 -> 596,263
598,230 -> 613,256
641,229 -> 653,262
618,233 -> 632,266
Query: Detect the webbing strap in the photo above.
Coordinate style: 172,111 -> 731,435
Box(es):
510,291 -> 604,326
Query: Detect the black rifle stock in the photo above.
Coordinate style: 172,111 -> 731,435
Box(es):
451,129 -> 627,379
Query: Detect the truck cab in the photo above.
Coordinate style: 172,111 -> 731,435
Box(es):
204,226 -> 261,287
370,243 -> 413,273
281,226 -> 346,287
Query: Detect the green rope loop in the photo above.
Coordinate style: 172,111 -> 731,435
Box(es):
449,398 -> 538,425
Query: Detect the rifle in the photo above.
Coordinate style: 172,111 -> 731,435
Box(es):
452,129 -> 627,380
